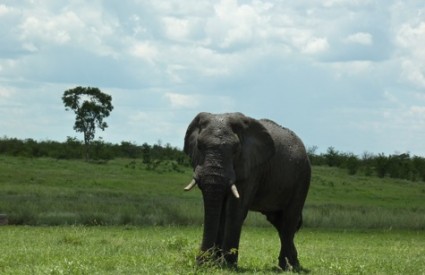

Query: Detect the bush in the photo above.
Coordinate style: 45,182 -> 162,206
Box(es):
344,154 -> 360,175
324,147 -> 343,167
0,137 -> 189,165
307,146 -> 425,182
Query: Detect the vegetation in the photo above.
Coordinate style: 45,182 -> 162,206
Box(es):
0,156 -> 423,229
0,137 -> 188,166
0,142 -> 424,273
1,137 -> 424,183
0,226 -> 423,274
308,146 -> 425,182
62,87 -> 114,160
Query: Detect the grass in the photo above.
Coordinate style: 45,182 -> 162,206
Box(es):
0,226 -> 424,274
1,156 -> 424,229
0,156 -> 201,226
1,156 -> 424,274
304,166 -> 425,229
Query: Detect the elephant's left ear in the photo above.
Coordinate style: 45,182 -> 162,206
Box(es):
230,114 -> 275,179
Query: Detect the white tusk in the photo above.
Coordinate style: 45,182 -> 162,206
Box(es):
184,179 -> 197,191
231,184 -> 240,199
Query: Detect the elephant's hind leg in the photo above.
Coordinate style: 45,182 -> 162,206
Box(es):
263,211 -> 301,271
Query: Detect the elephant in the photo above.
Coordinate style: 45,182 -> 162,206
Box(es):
183,112 -> 311,271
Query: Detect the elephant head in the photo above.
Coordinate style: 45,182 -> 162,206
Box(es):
183,112 -> 275,253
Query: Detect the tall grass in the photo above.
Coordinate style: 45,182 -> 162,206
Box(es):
303,204 -> 425,229
1,156 -> 424,229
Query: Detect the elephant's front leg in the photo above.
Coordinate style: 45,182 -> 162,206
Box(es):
213,204 -> 227,258
221,197 -> 247,267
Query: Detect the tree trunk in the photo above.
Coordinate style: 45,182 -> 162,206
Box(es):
84,133 -> 90,161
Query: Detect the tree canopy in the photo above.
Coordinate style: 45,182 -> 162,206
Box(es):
62,86 -> 113,159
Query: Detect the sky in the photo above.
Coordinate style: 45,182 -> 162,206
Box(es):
1,0 -> 425,156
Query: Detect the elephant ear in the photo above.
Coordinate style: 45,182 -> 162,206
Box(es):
230,113 -> 275,180
184,112 -> 211,166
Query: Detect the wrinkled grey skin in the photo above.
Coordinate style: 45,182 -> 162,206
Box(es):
184,112 -> 311,270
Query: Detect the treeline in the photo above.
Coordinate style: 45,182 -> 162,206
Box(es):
309,146 -> 425,182
1,137 -> 424,182
0,137 -> 189,166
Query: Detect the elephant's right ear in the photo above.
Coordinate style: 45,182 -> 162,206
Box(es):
184,112 -> 211,165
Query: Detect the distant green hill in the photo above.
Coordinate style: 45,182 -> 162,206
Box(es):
1,156 -> 424,229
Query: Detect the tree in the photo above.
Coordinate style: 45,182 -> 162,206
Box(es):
62,87 -> 113,160
344,153 -> 360,175
325,146 -> 341,167
374,153 -> 388,178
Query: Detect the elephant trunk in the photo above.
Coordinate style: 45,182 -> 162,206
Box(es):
199,184 -> 226,255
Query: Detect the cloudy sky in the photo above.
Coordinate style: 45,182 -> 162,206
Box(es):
1,0 -> 425,156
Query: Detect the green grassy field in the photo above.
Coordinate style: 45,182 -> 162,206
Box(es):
1,156 -> 425,274
1,156 -> 424,229
0,226 -> 424,274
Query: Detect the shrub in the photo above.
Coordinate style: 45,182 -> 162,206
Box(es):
344,153 -> 360,175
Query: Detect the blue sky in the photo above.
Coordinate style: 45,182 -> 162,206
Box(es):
1,0 -> 425,156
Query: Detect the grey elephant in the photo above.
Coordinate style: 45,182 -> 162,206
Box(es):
183,112 -> 311,270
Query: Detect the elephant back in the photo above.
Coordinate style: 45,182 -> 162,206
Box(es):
259,118 -> 308,163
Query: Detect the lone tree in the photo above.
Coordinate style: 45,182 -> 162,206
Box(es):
62,86 -> 113,160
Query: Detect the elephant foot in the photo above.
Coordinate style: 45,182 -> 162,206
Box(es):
196,248 -> 239,269
223,249 -> 238,266
196,248 -> 220,266
279,256 -> 300,272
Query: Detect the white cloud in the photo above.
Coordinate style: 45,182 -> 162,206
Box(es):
16,3 -> 120,58
344,32 -> 373,45
301,37 -> 329,54
408,106 -> 425,116
205,0 -> 262,49
129,111 -> 150,125
322,0 -> 373,8
0,88 -> 14,100
165,64 -> 186,83
327,60 -> 374,78
400,59 -> 425,88
129,42 -> 159,63
383,104 -> 425,144
164,45 -> 246,77
413,92 -> 425,101
0,4 -> 12,16
164,93 -> 200,109
125,109 -> 187,145
164,92 -> 235,113
149,0 -> 212,16
162,17 -> 195,41
383,90 -> 400,105
19,11 -> 80,45
394,6 -> 425,88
